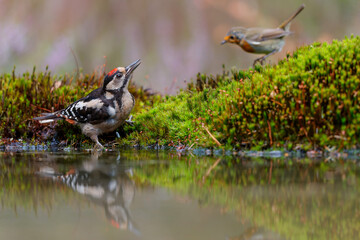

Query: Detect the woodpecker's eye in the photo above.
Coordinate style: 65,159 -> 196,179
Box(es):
229,36 -> 234,40
116,73 -> 122,78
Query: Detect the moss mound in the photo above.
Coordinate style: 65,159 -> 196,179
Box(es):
121,36 -> 360,150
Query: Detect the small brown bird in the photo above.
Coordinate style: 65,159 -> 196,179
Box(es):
221,4 -> 305,66
34,59 -> 141,150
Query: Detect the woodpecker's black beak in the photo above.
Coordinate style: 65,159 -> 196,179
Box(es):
125,59 -> 141,76
220,40 -> 227,45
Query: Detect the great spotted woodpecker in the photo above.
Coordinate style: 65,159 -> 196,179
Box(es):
34,59 -> 141,149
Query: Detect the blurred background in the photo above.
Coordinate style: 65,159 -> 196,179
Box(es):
1,0 -> 359,94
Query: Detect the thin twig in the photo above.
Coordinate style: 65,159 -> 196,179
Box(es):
270,98 -> 283,107
70,47 -> 80,80
330,135 -> 348,141
31,104 -> 52,112
188,142 -> 196,150
203,125 -> 221,147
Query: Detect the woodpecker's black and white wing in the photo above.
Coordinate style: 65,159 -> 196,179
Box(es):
35,88 -> 111,124
60,88 -> 111,124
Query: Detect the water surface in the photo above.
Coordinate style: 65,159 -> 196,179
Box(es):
1,150 -> 359,239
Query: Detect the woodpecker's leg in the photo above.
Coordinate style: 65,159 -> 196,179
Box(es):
125,115 -> 134,126
253,50 -> 278,67
90,135 -> 104,151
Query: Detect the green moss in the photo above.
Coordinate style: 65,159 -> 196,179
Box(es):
121,36 -> 360,149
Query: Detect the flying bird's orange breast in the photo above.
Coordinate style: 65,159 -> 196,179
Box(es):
240,39 -> 255,53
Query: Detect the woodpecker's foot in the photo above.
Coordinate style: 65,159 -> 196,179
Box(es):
89,135 -> 105,151
92,140 -> 105,151
253,57 -> 266,67
125,115 -> 134,126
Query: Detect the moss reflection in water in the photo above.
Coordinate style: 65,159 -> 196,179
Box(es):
0,153 -> 83,214
132,154 -> 360,240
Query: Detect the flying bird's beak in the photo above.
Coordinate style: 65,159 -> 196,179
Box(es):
221,35 -> 231,45
125,59 -> 141,76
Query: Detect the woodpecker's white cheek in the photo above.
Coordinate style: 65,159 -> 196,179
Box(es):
106,79 -> 122,90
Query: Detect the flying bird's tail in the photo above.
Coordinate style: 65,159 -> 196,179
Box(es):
277,4 -> 305,31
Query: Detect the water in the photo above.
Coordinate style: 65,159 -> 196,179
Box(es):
1,150 -> 359,240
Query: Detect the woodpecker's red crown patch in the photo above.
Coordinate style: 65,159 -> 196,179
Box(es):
107,68 -> 118,77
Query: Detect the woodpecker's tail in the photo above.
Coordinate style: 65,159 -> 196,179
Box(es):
33,112 -> 63,124
277,4 -> 305,31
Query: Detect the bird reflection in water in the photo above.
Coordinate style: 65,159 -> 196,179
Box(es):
38,152 -> 139,235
